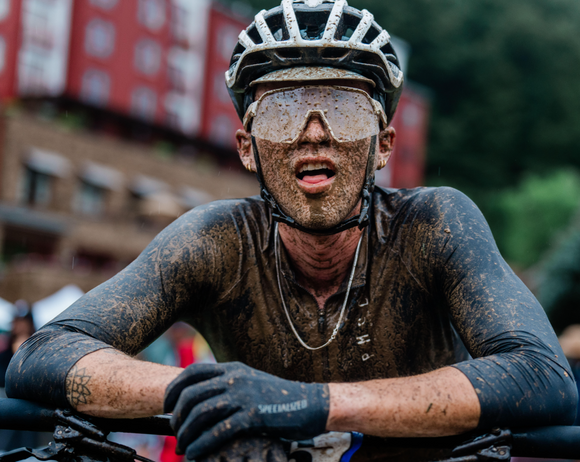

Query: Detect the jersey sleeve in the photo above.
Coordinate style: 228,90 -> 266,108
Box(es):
5,201 -> 241,408
409,187 -> 577,429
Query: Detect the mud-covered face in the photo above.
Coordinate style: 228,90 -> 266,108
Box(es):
255,116 -> 372,230
236,81 -> 394,231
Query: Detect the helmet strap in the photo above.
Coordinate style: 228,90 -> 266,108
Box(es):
251,136 -> 376,236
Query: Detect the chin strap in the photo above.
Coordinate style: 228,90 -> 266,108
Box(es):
251,136 -> 376,236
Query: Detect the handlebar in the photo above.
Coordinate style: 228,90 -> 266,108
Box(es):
1,398 -> 579,459
0,398 -> 172,436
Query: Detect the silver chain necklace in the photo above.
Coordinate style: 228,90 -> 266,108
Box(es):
274,223 -> 364,351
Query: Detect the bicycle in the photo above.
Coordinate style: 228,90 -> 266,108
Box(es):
0,397 -> 579,462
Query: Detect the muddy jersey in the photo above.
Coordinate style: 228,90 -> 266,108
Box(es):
6,187 -> 577,438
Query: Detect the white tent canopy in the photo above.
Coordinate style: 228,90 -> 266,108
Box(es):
32,284 -> 85,330
0,298 -> 15,332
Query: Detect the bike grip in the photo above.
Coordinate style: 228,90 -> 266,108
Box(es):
511,426 -> 580,459
0,398 -> 56,431
0,398 -> 174,435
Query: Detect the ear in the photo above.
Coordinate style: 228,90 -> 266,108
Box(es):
376,126 -> 396,170
236,129 -> 256,173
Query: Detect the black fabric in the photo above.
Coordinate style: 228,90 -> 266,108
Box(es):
164,362 -> 329,459
5,187 -> 578,437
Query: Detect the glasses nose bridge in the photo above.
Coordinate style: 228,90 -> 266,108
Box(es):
299,109 -> 332,143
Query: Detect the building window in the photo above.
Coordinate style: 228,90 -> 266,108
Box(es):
22,0 -> 53,47
138,0 -> 165,31
74,181 -> 107,216
89,0 -> 118,10
3,225 -> 60,263
134,39 -> 161,76
85,19 -> 115,59
170,4 -> 188,42
74,162 -> 123,216
21,167 -> 53,207
167,47 -> 203,93
18,46 -> 47,95
167,47 -> 186,91
0,0 -> 10,22
81,69 -> 110,106
131,87 -> 157,122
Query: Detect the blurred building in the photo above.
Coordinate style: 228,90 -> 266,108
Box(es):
0,0 -> 430,302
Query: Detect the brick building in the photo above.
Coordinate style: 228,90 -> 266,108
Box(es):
0,110 -> 258,302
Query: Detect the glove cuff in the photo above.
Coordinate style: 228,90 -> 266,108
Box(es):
311,383 -> 331,436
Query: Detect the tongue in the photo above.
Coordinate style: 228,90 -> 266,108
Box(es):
302,173 -> 329,184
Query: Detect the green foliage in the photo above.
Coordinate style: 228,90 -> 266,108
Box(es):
486,169 -> 580,267
537,228 -> 580,333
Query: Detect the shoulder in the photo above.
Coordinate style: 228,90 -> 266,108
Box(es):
372,186 -> 489,246
373,186 -> 479,223
130,195 -> 270,285
374,185 -> 474,208
158,195 -> 268,238
141,195 -> 269,262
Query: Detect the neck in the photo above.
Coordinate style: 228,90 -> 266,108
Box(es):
278,215 -> 364,306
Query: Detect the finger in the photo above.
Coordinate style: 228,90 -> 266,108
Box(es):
185,412 -> 250,461
176,394 -> 241,454
170,379 -> 227,432
164,363 -> 226,413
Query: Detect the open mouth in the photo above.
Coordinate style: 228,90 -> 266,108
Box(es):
296,161 -> 336,185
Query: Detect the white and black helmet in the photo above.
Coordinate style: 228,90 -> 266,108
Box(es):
226,0 -> 404,124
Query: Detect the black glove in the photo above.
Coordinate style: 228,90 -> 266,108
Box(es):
196,437 -> 288,462
164,362 -> 330,460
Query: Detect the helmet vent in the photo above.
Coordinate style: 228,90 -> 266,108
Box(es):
320,48 -> 349,59
229,43 -> 247,67
247,26 -> 264,45
296,10 -> 330,40
380,44 -> 398,62
274,48 -> 302,59
362,26 -> 380,45
333,10 -> 362,41
266,12 -> 290,42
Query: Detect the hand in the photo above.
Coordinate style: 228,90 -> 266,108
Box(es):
163,362 -> 330,460
196,437 -> 288,462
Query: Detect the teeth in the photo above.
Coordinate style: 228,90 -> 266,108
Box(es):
299,162 -> 332,173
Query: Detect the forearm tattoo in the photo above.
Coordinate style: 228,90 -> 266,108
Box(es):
65,364 -> 92,407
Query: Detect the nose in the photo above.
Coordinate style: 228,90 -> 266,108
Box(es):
298,113 -> 331,146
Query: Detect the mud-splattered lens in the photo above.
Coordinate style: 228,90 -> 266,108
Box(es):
243,86 -> 387,143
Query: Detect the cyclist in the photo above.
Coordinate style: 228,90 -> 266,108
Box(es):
5,1 -> 577,461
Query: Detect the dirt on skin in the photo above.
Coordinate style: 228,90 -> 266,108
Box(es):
256,122 -> 370,230
6,186 -> 577,462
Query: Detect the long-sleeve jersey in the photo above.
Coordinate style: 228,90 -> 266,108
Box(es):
6,187 -> 577,439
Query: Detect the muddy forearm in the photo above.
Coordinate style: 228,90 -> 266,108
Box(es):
65,349 -> 183,418
327,367 -> 480,437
